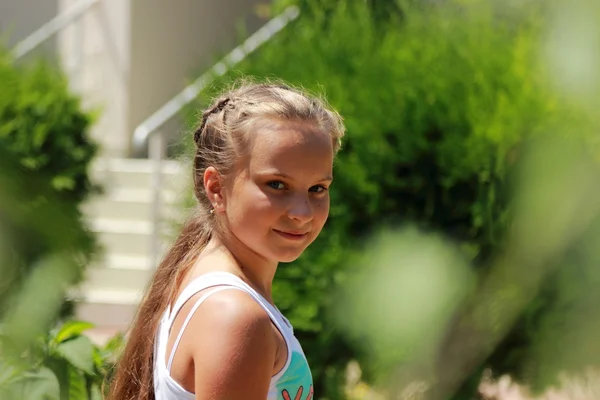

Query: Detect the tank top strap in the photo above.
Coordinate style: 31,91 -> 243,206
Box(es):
165,285 -> 236,372
166,271 -> 288,336
167,272 -> 238,324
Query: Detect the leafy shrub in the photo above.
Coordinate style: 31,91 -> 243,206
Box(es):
187,0 -> 598,397
0,45 -> 102,399
0,47 -> 98,318
0,47 -> 97,205
0,319 -> 123,400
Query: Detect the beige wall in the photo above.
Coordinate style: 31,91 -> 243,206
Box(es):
57,0 -> 132,157
0,0 -> 59,57
128,0 -> 264,154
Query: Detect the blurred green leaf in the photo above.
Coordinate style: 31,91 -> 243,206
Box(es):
55,336 -> 95,376
0,39 -> 101,399
2,254 -> 79,354
90,384 -> 102,400
67,365 -> 87,400
0,359 -> 19,389
4,367 -> 60,400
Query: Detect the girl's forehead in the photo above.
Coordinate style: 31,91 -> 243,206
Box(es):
243,119 -> 333,172
249,119 -> 331,153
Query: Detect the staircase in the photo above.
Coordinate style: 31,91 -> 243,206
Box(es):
75,157 -> 189,344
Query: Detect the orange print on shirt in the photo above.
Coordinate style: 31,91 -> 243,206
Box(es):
281,385 -> 314,400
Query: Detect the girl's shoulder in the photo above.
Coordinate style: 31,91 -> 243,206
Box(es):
165,287 -> 281,398
175,286 -> 274,334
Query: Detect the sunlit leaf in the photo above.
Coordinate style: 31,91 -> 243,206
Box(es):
55,321 -> 94,344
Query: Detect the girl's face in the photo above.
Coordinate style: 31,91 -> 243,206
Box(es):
222,119 -> 334,263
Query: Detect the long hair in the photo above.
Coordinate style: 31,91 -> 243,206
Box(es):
107,80 -> 345,400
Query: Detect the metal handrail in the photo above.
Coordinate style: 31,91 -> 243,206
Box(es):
12,0 -> 98,59
136,6 -> 301,267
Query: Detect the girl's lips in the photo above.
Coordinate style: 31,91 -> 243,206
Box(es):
273,229 -> 308,240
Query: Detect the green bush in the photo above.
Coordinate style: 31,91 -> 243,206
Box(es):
0,149 -> 112,399
0,47 -> 98,317
0,318 -> 123,400
189,0 -> 598,398
0,46 -> 102,399
0,48 -> 97,205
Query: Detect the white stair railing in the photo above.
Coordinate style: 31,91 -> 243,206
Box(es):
131,6 -> 301,268
12,0 -> 98,60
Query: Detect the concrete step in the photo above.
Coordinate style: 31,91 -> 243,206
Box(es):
82,255 -> 155,292
96,228 -> 151,256
74,291 -> 141,332
91,158 -> 188,191
82,188 -> 183,222
96,170 -> 185,192
84,327 -> 123,346
91,219 -> 174,258
91,157 -> 185,175
93,219 -> 151,255
93,253 -> 152,270
79,269 -> 153,297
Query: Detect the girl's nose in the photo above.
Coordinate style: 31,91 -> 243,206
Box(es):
287,194 -> 313,223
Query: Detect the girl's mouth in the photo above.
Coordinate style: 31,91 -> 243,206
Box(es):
273,229 -> 308,240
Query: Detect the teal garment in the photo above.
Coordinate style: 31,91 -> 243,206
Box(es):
276,351 -> 314,400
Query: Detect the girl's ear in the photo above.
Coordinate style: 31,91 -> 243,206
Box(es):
203,166 -> 226,213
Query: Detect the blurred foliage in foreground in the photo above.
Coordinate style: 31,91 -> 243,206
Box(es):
190,0 -> 600,397
478,369 -> 600,400
0,45 -> 99,319
0,151 -> 120,399
0,317 -> 122,400
0,43 -> 107,399
338,136 -> 600,400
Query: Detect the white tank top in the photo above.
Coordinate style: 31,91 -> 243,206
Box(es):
153,271 -> 314,400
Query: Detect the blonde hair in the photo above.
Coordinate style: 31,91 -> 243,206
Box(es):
108,80 -> 345,400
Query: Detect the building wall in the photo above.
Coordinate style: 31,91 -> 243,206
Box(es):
128,0 -> 265,154
0,0 -> 59,57
58,0 -> 133,157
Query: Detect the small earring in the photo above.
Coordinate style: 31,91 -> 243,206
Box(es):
210,208 -> 215,214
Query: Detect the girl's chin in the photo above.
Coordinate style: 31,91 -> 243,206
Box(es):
274,246 -> 311,264
277,255 -> 303,264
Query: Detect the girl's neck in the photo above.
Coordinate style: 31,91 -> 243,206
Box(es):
195,236 -> 278,304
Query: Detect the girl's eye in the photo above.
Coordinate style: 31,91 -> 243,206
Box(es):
267,181 -> 286,190
309,185 -> 328,193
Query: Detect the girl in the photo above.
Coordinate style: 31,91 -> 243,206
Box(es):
108,82 -> 345,400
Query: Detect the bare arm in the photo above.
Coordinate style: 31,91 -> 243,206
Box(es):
177,289 -> 278,400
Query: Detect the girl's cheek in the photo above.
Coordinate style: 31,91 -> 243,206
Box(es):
315,196 -> 330,210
